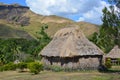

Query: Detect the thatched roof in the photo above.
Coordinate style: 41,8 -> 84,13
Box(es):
40,27 -> 103,57
106,45 -> 120,58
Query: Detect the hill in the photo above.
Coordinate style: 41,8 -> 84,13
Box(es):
0,24 -> 34,40
0,4 -> 99,39
76,21 -> 99,37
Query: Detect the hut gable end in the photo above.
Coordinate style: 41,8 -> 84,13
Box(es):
106,45 -> 120,58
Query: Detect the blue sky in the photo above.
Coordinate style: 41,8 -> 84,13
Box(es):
0,0 -> 26,6
0,0 -> 109,25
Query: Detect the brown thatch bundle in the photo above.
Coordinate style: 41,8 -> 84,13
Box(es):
106,45 -> 120,58
40,27 -> 103,57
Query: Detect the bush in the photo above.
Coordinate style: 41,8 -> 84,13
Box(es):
24,57 -> 34,63
16,62 -> 27,72
2,62 -> 16,71
28,62 -> 43,74
0,66 -> 4,72
105,58 -> 112,69
51,65 -> 63,72
0,61 -> 4,66
117,58 -> 120,65
44,65 -> 79,72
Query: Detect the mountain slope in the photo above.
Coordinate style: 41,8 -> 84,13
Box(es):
77,21 -> 99,37
22,10 -> 99,37
0,4 -> 99,39
0,24 -> 34,39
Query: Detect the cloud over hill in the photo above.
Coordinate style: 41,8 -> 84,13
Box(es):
26,0 -> 109,24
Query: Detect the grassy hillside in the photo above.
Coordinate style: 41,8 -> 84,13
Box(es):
0,23 -> 34,39
19,10 -> 99,38
21,10 -> 76,37
0,6 -> 99,39
77,21 -> 99,37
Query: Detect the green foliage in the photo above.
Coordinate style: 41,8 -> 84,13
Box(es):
105,58 -> 112,69
24,57 -> 34,63
89,29 -> 115,53
44,65 -> 76,72
0,66 -> 4,72
28,62 -> 43,74
39,24 -> 51,44
35,24 -> 51,57
0,24 -> 51,63
0,38 -> 41,63
0,55 -> 6,65
117,58 -> 120,64
50,65 -> 63,72
0,62 -> 16,71
0,61 -> 3,66
17,62 -> 27,70
89,1 -> 120,53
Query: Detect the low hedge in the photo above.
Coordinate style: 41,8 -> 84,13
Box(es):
0,62 -> 16,71
28,62 -> 43,74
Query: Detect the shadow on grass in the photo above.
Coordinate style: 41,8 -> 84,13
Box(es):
103,70 -> 120,73
99,66 -> 120,74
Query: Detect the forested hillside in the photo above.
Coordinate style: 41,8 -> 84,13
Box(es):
0,25 -> 51,64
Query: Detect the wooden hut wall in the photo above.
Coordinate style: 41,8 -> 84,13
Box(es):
41,55 -> 102,70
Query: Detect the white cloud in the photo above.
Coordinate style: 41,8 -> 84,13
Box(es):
26,0 -> 110,24
77,1 -> 110,24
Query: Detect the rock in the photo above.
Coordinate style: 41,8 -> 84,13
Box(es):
0,4 -> 30,26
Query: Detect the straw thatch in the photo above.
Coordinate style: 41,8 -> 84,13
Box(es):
39,27 -> 103,70
106,45 -> 120,58
40,27 -> 103,57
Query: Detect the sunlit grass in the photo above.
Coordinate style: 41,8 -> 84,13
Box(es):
0,67 -> 120,80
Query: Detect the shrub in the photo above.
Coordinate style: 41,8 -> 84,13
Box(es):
51,65 -> 63,72
44,65 -> 79,72
117,58 -> 120,65
24,57 -> 34,63
0,61 -> 3,66
2,62 -> 16,71
16,62 -> 27,72
28,62 -> 43,74
0,66 -> 4,72
105,58 -> 112,69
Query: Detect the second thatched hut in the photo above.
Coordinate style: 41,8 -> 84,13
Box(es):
39,27 -> 103,70
105,45 -> 120,65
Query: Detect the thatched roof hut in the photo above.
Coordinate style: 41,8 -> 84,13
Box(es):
40,27 -> 103,70
106,45 -> 120,58
105,45 -> 120,65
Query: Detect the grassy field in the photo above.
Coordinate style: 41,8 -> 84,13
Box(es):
0,66 -> 120,80
0,71 -> 120,80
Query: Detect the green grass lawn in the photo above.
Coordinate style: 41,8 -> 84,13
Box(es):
0,67 -> 120,80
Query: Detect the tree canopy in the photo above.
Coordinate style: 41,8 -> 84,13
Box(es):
89,0 -> 120,53
0,24 -> 51,64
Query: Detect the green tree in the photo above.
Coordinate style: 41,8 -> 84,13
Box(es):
89,0 -> 120,53
34,24 -> 51,58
